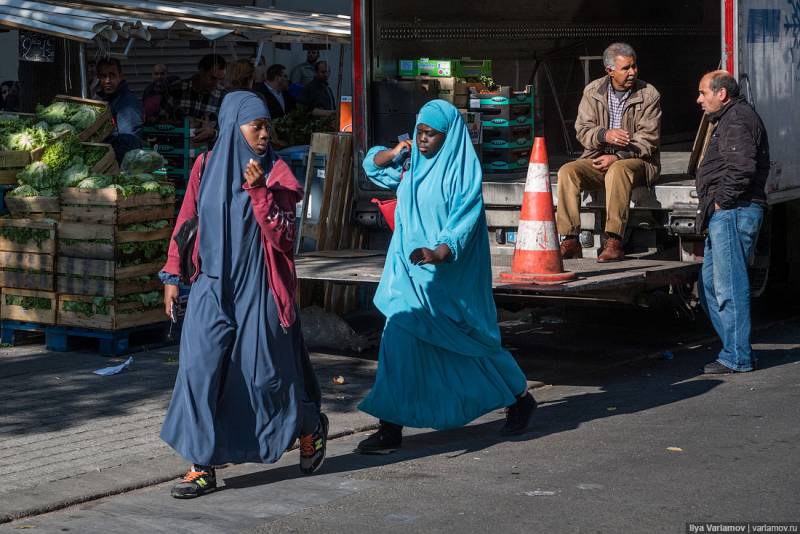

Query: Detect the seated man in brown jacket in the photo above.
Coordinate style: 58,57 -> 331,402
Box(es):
557,42 -> 661,262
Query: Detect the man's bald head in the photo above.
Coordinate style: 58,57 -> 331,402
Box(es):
697,70 -> 739,113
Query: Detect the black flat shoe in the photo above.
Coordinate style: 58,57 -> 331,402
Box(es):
502,391 -> 537,436
356,421 -> 402,455
703,361 -> 736,374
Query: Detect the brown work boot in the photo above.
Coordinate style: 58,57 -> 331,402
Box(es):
597,235 -> 625,263
559,236 -> 582,259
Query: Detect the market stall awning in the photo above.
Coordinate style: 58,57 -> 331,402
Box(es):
0,0 -> 351,43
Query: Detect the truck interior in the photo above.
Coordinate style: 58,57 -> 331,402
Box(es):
296,1 -> 726,305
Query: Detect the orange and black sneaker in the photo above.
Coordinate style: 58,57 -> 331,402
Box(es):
171,465 -> 217,499
299,413 -> 329,475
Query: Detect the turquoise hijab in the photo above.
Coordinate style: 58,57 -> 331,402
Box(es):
366,99 -> 504,358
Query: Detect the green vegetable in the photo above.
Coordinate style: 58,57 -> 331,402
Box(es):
76,176 -> 107,189
121,149 -> 166,175
5,295 -> 52,310
51,123 -> 76,135
83,146 -> 108,168
36,101 -> 105,131
70,106 -> 101,131
61,161 -> 90,187
119,220 -> 170,232
118,291 -> 162,309
61,296 -> 111,317
0,227 -> 51,247
36,101 -> 72,124
16,161 -> 50,189
40,134 -> 82,175
9,184 -> 42,197
272,105 -> 336,146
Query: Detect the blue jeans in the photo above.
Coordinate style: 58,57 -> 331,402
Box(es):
698,202 -> 764,371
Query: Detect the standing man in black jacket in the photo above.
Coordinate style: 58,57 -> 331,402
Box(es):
695,70 -> 770,375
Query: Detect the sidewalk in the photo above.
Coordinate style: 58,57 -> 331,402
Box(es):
0,342 -> 380,523
0,304 -> 766,523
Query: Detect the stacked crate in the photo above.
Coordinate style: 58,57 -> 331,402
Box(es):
469,86 -> 535,177
142,119 -> 206,214
56,187 -> 174,331
0,218 -> 59,330
0,117 -> 59,330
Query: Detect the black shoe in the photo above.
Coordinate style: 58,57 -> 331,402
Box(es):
703,361 -> 739,374
501,392 -> 537,436
171,465 -> 217,499
300,412 -> 329,475
356,421 -> 403,455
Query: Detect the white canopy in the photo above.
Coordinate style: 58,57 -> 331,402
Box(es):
0,0 -> 351,43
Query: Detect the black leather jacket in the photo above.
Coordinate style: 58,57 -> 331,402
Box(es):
695,96 -> 770,231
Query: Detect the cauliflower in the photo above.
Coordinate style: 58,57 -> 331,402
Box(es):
61,161 -> 90,187
8,131 -> 37,151
36,101 -> 73,124
77,174 -> 112,189
51,123 -> 76,135
121,149 -> 166,175
70,106 -> 101,131
140,180 -> 162,192
17,161 -> 50,188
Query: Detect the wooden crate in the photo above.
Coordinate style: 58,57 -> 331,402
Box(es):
58,222 -> 171,260
1,288 -> 57,324
0,251 -> 54,290
52,95 -> 112,142
57,294 -> 165,330
0,118 -> 69,184
0,218 -> 57,254
61,188 -> 174,224
56,258 -> 162,297
4,196 -> 60,219
0,149 -> 29,185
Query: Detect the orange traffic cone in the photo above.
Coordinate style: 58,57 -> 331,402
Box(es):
500,137 -> 576,284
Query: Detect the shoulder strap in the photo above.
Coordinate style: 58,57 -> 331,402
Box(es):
199,152 -> 207,182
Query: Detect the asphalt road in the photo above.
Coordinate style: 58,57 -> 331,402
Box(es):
3,315 -> 798,534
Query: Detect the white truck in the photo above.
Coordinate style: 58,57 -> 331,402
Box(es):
296,0 -> 800,309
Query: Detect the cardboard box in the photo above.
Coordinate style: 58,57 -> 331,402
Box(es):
459,110 -> 483,145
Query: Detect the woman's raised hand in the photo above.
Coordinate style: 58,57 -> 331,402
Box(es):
394,139 -> 413,155
243,159 -> 266,186
409,244 -> 452,266
373,140 -> 413,168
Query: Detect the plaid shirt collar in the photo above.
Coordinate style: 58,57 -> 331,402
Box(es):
607,81 -> 632,129
176,78 -> 224,121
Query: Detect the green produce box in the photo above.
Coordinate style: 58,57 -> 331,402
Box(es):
469,85 -> 534,107
399,58 -> 492,78
481,116 -> 534,128
453,59 -> 492,78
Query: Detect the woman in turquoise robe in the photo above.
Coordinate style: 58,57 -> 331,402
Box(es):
356,100 -> 537,453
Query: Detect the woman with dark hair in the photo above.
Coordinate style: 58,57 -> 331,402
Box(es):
356,100 -> 537,454
159,91 -> 327,498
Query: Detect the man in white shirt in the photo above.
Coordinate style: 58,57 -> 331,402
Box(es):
254,64 -> 295,120
290,49 -> 320,87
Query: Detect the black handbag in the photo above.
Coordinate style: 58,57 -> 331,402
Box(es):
173,153 -> 207,284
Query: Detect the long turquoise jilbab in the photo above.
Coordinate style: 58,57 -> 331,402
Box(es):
359,100 -> 529,430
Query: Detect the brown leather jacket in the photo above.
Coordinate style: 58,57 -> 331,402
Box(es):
575,76 -> 662,184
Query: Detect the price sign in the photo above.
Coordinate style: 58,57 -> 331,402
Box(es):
19,30 -> 56,63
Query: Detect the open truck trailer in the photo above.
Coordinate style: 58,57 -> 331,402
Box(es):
296,0 -> 800,307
